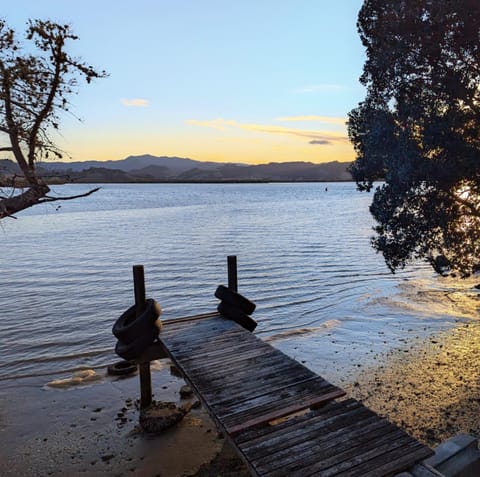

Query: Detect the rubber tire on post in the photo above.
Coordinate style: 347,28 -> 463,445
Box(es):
107,360 -> 137,376
217,302 -> 257,332
112,299 -> 161,344
214,285 -> 256,315
115,325 -> 159,361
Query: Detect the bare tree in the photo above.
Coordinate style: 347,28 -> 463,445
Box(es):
0,19 -> 107,219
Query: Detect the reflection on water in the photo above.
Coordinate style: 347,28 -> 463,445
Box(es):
0,182 -> 478,383
264,319 -> 342,342
375,277 -> 480,320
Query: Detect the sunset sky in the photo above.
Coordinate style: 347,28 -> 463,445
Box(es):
6,1 -> 365,164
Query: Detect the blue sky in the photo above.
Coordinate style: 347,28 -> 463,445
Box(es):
6,1 -> 366,163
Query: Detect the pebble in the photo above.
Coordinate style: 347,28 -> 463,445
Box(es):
179,385 -> 193,399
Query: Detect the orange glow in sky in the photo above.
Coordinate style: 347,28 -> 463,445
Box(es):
5,0 -> 365,165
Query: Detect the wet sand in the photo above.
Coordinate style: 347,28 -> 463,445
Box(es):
1,322 -> 479,476
345,321 -> 480,447
0,360 -> 246,477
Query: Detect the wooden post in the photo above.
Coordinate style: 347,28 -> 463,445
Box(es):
133,265 -> 146,315
133,265 -> 152,409
227,255 -> 238,292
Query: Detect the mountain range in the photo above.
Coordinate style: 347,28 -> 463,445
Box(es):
0,154 -> 353,183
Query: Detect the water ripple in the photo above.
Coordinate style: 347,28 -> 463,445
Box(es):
0,182 -> 472,381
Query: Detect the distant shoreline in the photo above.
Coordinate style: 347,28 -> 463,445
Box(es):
1,156 -> 354,184
67,179 -> 354,184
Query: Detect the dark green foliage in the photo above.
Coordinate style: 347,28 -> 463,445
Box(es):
349,0 -> 480,276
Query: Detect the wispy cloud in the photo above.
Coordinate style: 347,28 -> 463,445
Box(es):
309,139 -> 331,145
294,84 -> 346,94
275,115 -> 347,125
120,98 -> 149,107
186,118 -> 349,145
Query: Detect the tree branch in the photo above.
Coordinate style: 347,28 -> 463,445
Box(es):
0,63 -> 36,184
0,183 -> 100,219
449,192 -> 480,218
0,183 -> 49,219
27,42 -> 62,167
37,187 -> 101,203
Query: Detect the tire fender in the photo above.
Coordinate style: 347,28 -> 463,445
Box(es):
115,325 -> 159,361
214,285 -> 256,315
217,302 -> 257,332
112,299 -> 161,344
107,360 -> 137,376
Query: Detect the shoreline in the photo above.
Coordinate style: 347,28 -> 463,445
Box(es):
1,320 -> 479,476
346,320 -> 480,447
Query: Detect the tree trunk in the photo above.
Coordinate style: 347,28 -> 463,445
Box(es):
0,183 -> 50,219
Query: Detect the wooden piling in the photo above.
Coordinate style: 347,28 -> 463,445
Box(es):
133,265 -> 152,409
227,255 -> 238,292
133,265 -> 146,315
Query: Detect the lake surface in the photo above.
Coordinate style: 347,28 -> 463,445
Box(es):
1,182 -> 478,385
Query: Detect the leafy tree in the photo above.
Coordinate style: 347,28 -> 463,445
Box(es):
348,0 -> 480,277
0,19 -> 106,219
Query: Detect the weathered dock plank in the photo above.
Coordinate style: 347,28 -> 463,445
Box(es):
234,398 -> 434,476
158,314 -> 433,476
161,314 -> 345,432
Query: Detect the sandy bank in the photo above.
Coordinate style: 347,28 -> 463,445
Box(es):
345,321 -> 480,447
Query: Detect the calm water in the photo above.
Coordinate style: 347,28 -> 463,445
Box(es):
1,183 -> 478,385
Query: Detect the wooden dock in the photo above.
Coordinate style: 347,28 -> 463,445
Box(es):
150,312 -> 434,476
124,259 -> 434,476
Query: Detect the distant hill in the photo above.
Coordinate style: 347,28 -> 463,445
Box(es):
37,154 -> 223,174
0,159 -> 20,174
1,155 -> 353,183
174,161 -> 352,182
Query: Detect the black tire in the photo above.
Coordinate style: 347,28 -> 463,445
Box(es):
115,325 -> 159,360
112,299 -> 161,344
217,302 -> 257,332
214,285 -> 256,315
107,360 -> 137,376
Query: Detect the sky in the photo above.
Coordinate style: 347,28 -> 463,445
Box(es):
5,1 -> 366,164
